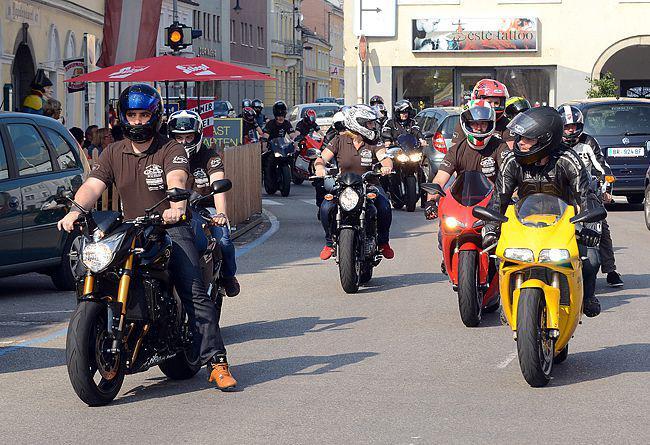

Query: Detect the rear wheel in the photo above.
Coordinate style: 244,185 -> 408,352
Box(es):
644,186 -> 650,230
517,288 -> 554,387
159,350 -> 201,380
52,233 -> 82,291
627,194 -> 644,205
457,250 -> 482,327
405,175 -> 417,212
280,164 -> 292,197
338,228 -> 360,294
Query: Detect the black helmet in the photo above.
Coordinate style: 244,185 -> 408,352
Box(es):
505,96 -> 531,120
252,99 -> 264,114
508,107 -> 563,165
370,95 -> 384,106
557,105 -> 584,146
373,103 -> 387,117
242,106 -> 257,123
393,100 -> 413,122
272,101 -> 287,117
118,84 -> 164,143
242,98 -> 252,109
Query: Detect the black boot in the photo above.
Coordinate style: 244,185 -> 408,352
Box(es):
583,295 -> 601,317
223,276 -> 240,297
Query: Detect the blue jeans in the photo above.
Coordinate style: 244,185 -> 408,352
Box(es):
319,186 -> 392,246
190,210 -> 237,278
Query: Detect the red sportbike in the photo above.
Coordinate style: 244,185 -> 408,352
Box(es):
292,132 -> 324,185
423,171 -> 500,327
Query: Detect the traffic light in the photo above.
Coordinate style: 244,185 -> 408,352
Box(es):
165,22 -> 199,52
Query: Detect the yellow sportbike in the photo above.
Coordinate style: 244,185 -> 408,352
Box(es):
474,193 -> 606,387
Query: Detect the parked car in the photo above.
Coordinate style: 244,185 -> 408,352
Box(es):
415,107 -> 461,180
315,97 -> 337,104
560,98 -> 650,204
214,100 -> 235,118
335,98 -> 344,106
288,103 -> 341,132
0,113 -> 86,290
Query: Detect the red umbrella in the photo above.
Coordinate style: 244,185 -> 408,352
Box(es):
65,54 -> 275,83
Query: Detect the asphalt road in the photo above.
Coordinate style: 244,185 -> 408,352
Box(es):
1,185 -> 648,444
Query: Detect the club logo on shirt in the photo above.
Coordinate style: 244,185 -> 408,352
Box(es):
172,156 -> 188,164
210,157 -> 223,168
360,148 -> 373,167
480,157 -> 496,176
192,168 -> 209,188
143,164 -> 164,190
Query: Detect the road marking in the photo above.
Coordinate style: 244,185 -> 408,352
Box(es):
0,327 -> 68,357
16,310 -> 74,315
236,209 -> 279,258
497,351 -> 518,369
262,199 -> 283,206
0,321 -> 45,326
300,199 -> 316,206
0,340 -> 16,345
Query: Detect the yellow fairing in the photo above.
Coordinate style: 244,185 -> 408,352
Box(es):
496,203 -> 583,354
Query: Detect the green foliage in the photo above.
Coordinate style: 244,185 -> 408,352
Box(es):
585,72 -> 619,98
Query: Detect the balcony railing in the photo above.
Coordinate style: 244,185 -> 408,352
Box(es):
271,39 -> 302,57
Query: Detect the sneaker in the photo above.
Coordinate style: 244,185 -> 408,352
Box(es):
583,296 -> 601,318
207,356 -> 237,390
379,243 -> 394,259
606,271 -> 624,288
320,245 -> 334,260
223,276 -> 240,297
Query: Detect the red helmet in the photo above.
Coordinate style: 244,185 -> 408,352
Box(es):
304,108 -> 317,123
471,79 -> 509,118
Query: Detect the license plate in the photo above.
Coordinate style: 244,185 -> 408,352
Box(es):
608,147 -> 645,157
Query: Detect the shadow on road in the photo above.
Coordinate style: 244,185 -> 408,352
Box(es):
359,272 -> 446,293
0,273 -> 60,296
552,343 -> 650,386
0,346 -> 65,374
596,273 -> 650,295
222,316 -> 366,345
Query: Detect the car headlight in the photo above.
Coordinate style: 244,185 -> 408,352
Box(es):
397,154 -> 409,163
444,216 -> 465,230
409,152 -> 422,162
504,248 -> 534,262
539,249 -> 570,263
339,187 -> 360,211
82,232 -> 126,273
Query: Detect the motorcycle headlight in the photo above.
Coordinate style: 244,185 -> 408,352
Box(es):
339,187 -> 360,211
539,249 -> 570,263
274,152 -> 282,158
82,232 -> 126,273
504,248 -> 534,262
444,216 -> 465,230
397,154 -> 409,163
409,152 -> 422,162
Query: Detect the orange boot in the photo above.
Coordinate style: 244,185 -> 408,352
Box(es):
208,356 -> 237,390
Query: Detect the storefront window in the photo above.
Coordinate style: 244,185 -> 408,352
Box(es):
399,68 -> 453,111
497,68 -> 551,106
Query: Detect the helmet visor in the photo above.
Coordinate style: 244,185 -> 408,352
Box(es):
507,112 -> 546,139
169,116 -> 201,134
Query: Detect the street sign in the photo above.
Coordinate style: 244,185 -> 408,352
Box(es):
353,0 -> 396,37
358,35 -> 368,62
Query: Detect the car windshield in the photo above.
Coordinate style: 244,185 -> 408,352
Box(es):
515,193 -> 569,227
449,171 -> 493,206
301,105 -> 339,119
583,103 -> 650,136
440,115 -> 460,138
214,102 -> 230,113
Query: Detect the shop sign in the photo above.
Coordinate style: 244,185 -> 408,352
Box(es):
208,118 -> 242,149
412,18 -> 538,52
6,0 -> 40,25
197,47 -> 218,58
64,58 -> 86,94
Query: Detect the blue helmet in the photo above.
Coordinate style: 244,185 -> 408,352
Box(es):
118,84 -> 163,143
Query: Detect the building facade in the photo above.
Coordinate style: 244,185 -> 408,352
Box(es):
344,0 -> 650,111
327,0 -> 344,99
1,0 -> 105,128
267,0 -> 302,108
302,28 -> 331,102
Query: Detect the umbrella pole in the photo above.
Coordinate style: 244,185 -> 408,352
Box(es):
183,81 -> 188,109
197,81 -> 201,112
165,81 -> 170,118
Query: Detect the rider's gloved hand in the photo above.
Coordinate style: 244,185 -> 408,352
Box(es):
481,224 -> 499,249
424,199 -> 438,220
580,222 -> 601,247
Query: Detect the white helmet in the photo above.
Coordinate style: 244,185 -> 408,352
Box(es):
168,110 -> 204,157
332,111 -> 346,132
344,105 -> 379,143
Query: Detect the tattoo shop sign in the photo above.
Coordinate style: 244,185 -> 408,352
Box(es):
412,18 -> 538,52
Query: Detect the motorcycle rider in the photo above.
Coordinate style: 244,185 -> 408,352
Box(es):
242,106 -> 263,143
252,99 -> 267,127
167,110 -> 241,298
558,105 -> 623,287
57,84 -> 237,389
482,107 -> 605,317
238,98 -> 252,118
262,101 -> 298,141
315,109 -> 348,211
370,95 -> 385,107
381,99 -> 427,147
314,105 -> 395,260
295,108 -> 323,141
505,96 -> 531,121
373,103 -> 388,128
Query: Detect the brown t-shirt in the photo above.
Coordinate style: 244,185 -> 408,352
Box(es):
439,136 -> 509,182
327,134 -> 382,176
187,147 -> 225,196
451,116 -> 514,146
89,134 -> 190,218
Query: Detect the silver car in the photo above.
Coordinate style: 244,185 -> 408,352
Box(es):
415,107 -> 461,180
288,103 -> 341,133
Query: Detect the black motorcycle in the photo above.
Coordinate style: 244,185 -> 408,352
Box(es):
263,136 -> 295,197
312,164 -> 386,294
64,180 -> 231,406
386,134 -> 424,212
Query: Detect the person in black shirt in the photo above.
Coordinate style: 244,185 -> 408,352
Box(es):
381,99 -> 426,147
242,106 -> 263,143
252,99 -> 267,127
262,101 -> 298,141
295,108 -> 322,142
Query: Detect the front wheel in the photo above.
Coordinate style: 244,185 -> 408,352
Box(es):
280,164 -> 292,197
338,228 -> 360,294
264,164 -> 278,195
405,175 -> 417,212
553,344 -> 569,364
66,301 -> 125,406
517,288 -> 554,387
457,250 -> 482,327
644,185 -> 650,230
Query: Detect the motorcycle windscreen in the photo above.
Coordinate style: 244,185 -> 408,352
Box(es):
269,137 -> 294,156
449,171 -> 493,206
396,134 -> 418,151
515,193 -> 569,227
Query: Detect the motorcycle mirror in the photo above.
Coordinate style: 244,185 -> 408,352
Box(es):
211,179 -> 233,195
421,183 -> 446,197
166,188 -> 192,202
472,206 -> 508,223
570,206 -> 607,224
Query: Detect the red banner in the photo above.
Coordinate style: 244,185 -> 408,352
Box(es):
186,99 -> 215,137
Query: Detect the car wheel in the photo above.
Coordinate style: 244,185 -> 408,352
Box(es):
626,194 -> 644,205
51,233 -> 82,291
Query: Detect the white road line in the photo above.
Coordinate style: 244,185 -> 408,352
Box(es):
16,310 -> 74,315
0,340 -> 16,345
236,209 -> 279,258
497,351 -> 518,369
262,199 -> 283,206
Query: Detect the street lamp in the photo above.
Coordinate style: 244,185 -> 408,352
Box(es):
233,0 -> 242,12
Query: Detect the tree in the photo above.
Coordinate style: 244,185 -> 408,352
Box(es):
585,72 -> 619,98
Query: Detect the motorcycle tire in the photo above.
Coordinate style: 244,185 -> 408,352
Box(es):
644,185 -> 650,231
359,263 -> 373,284
159,350 -> 201,380
457,250 -> 482,327
390,175 -> 404,210
66,301 -> 125,406
405,175 -> 417,212
517,288 -> 554,387
293,177 -> 305,185
280,165 -> 292,197
553,344 -> 569,364
338,228 -> 360,294
264,166 -> 278,195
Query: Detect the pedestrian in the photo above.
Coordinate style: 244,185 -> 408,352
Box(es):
83,125 -> 98,150
86,127 -> 113,162
69,127 -> 85,146
44,98 -> 63,123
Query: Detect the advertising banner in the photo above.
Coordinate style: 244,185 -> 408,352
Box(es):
412,18 -> 538,52
186,98 -> 215,137
209,118 -> 243,149
64,58 -> 86,93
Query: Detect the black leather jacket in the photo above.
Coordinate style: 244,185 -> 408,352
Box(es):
381,118 -> 423,143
